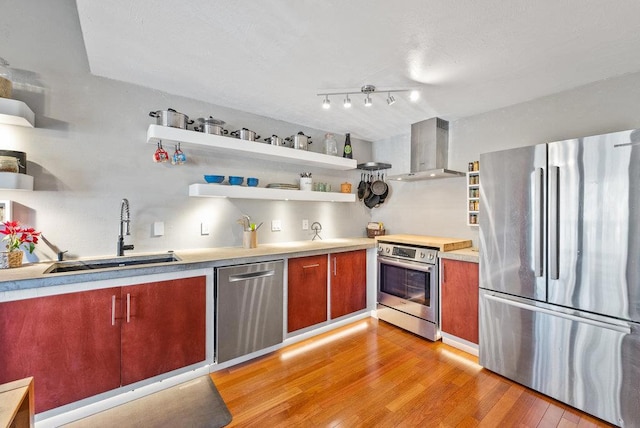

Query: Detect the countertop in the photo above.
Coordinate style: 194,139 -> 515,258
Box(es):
0,238 -> 376,293
375,234 -> 472,252
439,247 -> 479,263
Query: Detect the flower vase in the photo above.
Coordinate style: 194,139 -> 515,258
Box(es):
1,250 -> 23,268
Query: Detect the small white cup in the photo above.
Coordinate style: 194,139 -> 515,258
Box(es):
299,177 -> 313,191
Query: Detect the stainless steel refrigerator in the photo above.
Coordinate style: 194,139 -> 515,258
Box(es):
479,129 -> 640,427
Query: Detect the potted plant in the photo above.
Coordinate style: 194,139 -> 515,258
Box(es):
0,220 -> 40,268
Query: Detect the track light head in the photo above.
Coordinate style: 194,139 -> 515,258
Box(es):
364,95 -> 372,107
344,95 -> 352,108
386,93 -> 396,105
322,95 -> 331,109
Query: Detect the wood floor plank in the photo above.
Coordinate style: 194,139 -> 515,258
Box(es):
211,318 -> 616,428
539,402 -> 570,428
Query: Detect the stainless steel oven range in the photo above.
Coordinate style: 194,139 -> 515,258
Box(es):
376,242 -> 440,341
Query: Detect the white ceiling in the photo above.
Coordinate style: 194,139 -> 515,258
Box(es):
76,1 -> 640,142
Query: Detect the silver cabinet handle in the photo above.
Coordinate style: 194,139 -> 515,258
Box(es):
126,293 -> 131,323
302,264 -> 320,269
111,295 -> 116,326
484,294 -> 631,334
533,167 -> 544,277
229,270 -> 276,282
548,166 -> 560,280
333,257 -> 337,276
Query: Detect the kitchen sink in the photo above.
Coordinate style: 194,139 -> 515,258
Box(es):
44,253 -> 181,274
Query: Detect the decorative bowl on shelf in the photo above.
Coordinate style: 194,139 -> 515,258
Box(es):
204,175 -> 225,184
229,176 -> 244,186
247,177 -> 259,187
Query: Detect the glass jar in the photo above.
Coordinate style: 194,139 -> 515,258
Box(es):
0,58 -> 12,99
323,133 -> 338,156
0,156 -> 19,173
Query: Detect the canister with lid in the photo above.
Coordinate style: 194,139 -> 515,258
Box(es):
0,58 -> 12,99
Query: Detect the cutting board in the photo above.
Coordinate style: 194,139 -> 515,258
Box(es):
375,234 -> 472,252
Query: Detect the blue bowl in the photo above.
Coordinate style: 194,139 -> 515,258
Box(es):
247,177 -> 259,187
229,176 -> 244,186
204,175 -> 224,184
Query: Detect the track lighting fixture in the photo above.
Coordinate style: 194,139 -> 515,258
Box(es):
317,84 -> 420,109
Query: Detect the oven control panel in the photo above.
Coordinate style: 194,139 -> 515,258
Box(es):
377,242 -> 438,264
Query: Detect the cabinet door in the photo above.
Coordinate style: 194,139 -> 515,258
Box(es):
0,288 -> 121,413
287,254 -> 328,333
121,276 -> 206,386
441,259 -> 479,344
330,250 -> 367,319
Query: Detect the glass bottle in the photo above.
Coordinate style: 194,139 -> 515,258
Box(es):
323,133 -> 338,156
342,133 -> 353,159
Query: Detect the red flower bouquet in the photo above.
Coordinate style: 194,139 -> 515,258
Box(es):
1,220 -> 41,253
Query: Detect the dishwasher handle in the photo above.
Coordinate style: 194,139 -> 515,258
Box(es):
228,269 -> 276,282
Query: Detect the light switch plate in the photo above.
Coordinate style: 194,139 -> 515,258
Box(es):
153,221 -> 165,236
201,222 -> 210,235
302,219 -> 309,230
271,220 -> 282,232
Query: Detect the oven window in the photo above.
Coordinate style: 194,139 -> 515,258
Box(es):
379,263 -> 430,306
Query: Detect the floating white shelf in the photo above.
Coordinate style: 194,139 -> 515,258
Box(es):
0,98 -> 35,127
189,183 -> 356,202
147,125 -> 357,171
0,172 -> 33,190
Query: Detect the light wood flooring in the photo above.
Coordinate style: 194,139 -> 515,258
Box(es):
211,318 -> 614,427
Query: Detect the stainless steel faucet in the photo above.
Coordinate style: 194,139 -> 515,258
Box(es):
41,234 -> 68,261
117,198 -> 134,256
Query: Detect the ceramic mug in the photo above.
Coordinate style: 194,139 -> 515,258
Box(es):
153,142 -> 169,163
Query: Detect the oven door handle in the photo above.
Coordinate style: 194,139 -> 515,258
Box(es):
377,256 -> 435,273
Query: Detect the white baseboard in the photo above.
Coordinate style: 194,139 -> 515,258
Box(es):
441,333 -> 479,356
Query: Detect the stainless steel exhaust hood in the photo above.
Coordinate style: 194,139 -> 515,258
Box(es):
387,117 -> 465,181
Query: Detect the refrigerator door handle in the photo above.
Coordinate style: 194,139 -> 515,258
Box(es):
533,167 -> 544,277
548,166 -> 560,280
483,294 -> 631,334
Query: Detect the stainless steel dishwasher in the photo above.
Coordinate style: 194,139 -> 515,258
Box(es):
215,260 -> 284,363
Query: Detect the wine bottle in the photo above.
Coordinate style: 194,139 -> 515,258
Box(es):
343,133 -> 353,159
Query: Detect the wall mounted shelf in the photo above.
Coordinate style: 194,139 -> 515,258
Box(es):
0,172 -> 33,191
0,98 -> 35,127
189,183 -> 355,202
467,167 -> 479,226
147,125 -> 357,171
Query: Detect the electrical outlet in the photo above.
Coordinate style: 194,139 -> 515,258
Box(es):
201,222 -> 210,235
271,220 -> 282,232
302,219 -> 309,230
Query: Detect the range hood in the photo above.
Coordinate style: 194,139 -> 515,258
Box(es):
387,117 -> 465,181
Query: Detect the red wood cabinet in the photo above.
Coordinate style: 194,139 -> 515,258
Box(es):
121,276 -> 206,385
330,250 -> 366,319
287,254 -> 328,332
440,259 -> 479,344
0,275 -> 207,413
0,288 -> 121,413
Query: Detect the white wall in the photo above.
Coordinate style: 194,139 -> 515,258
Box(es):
372,71 -> 640,246
0,0 -> 373,261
